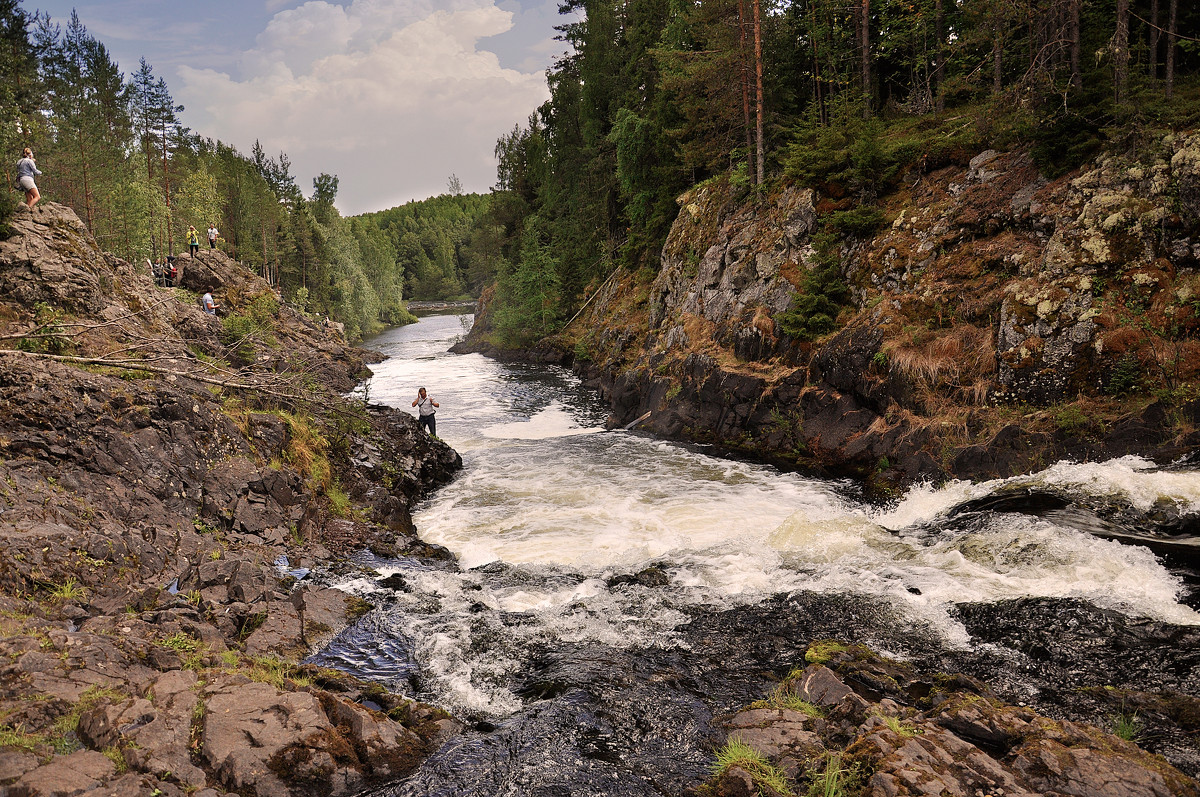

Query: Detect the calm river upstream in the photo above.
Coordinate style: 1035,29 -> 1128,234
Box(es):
313,312 -> 1200,796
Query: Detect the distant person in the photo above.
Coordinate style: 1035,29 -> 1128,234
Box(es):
187,225 -> 200,257
16,147 -> 40,210
412,387 -> 439,437
201,291 -> 219,315
207,223 -> 219,249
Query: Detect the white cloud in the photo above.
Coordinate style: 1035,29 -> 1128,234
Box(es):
179,0 -> 550,214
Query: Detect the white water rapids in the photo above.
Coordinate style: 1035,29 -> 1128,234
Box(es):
335,313 -> 1200,717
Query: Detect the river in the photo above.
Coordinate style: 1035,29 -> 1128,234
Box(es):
312,312 -> 1200,795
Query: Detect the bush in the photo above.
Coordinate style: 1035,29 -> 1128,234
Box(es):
220,292 -> 279,360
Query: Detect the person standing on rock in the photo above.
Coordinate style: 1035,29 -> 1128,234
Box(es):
412,387 -> 439,437
207,222 -> 219,249
201,291 -> 219,315
187,225 -> 200,257
15,148 -> 40,210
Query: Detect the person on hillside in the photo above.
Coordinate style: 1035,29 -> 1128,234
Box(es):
207,223 -> 219,249
187,225 -> 200,257
412,387 -> 439,437
201,291 -> 219,315
16,148 -> 40,210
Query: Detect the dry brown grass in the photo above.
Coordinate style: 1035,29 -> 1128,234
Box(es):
884,324 -> 996,405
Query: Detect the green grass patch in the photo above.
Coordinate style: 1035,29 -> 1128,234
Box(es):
1112,712 -> 1141,741
0,723 -> 45,752
878,714 -> 922,739
805,752 -> 860,797
240,655 -> 312,690
711,737 -> 794,796
46,578 -> 87,602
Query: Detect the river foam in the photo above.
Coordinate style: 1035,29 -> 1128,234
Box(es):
336,316 -> 1200,718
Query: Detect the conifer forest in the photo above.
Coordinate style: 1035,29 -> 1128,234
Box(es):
0,0 -> 1195,343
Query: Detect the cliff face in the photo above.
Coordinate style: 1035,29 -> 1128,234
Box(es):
0,204 -> 463,797
559,133 -> 1200,487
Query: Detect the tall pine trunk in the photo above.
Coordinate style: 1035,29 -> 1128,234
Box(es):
1070,0 -> 1081,88
1115,0 -> 1129,104
934,0 -> 945,112
1166,0 -> 1177,98
861,0 -> 871,117
738,0 -> 755,182
810,4 -> 826,125
1150,0 -> 1160,80
753,0 -> 764,185
992,25 -> 1003,94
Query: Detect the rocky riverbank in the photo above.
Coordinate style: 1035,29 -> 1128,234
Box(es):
698,639 -> 1197,797
457,134 -> 1200,494
0,204 -> 463,797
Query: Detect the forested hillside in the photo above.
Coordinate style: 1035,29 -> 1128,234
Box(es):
0,2 -> 469,341
358,192 -> 492,301
475,0 -> 1200,345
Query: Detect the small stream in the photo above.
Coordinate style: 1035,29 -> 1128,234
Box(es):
311,313 -> 1200,795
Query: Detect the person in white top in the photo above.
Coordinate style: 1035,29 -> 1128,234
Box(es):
207,223 -> 219,248
411,387 -> 439,436
16,147 -> 41,209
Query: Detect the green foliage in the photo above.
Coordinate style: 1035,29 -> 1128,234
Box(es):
777,227 -> 851,341
825,206 -> 886,239
1106,353 -> 1143,396
878,714 -> 922,738
1053,403 -> 1089,434
220,292 -> 279,359
806,753 -> 861,797
493,217 -> 563,347
326,481 -> 351,518
17,302 -> 70,354
1112,712 -> 1142,741
754,681 -> 825,717
711,738 -> 795,796
47,578 -> 86,602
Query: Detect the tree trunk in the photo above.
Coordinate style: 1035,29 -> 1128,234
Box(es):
1166,0 -> 1177,98
161,121 -> 172,252
753,0 -> 765,185
1070,0 -> 1081,88
861,0 -> 871,117
934,0 -> 945,112
809,4 -> 825,125
1149,0 -> 1160,80
1115,0 -> 1129,104
738,0 -> 755,182
993,28 -> 1003,94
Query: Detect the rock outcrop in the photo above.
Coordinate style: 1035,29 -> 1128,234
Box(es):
0,203 -> 463,796
700,643 -> 1198,797
457,133 -> 1200,488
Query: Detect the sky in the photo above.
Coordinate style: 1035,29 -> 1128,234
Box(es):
34,0 -> 568,215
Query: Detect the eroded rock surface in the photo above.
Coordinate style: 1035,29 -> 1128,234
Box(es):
0,203 -> 463,796
703,651 -> 1198,797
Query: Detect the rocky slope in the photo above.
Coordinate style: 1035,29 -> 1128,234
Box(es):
0,203 -> 463,797
461,132 -> 1200,491
698,641 -> 1197,797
